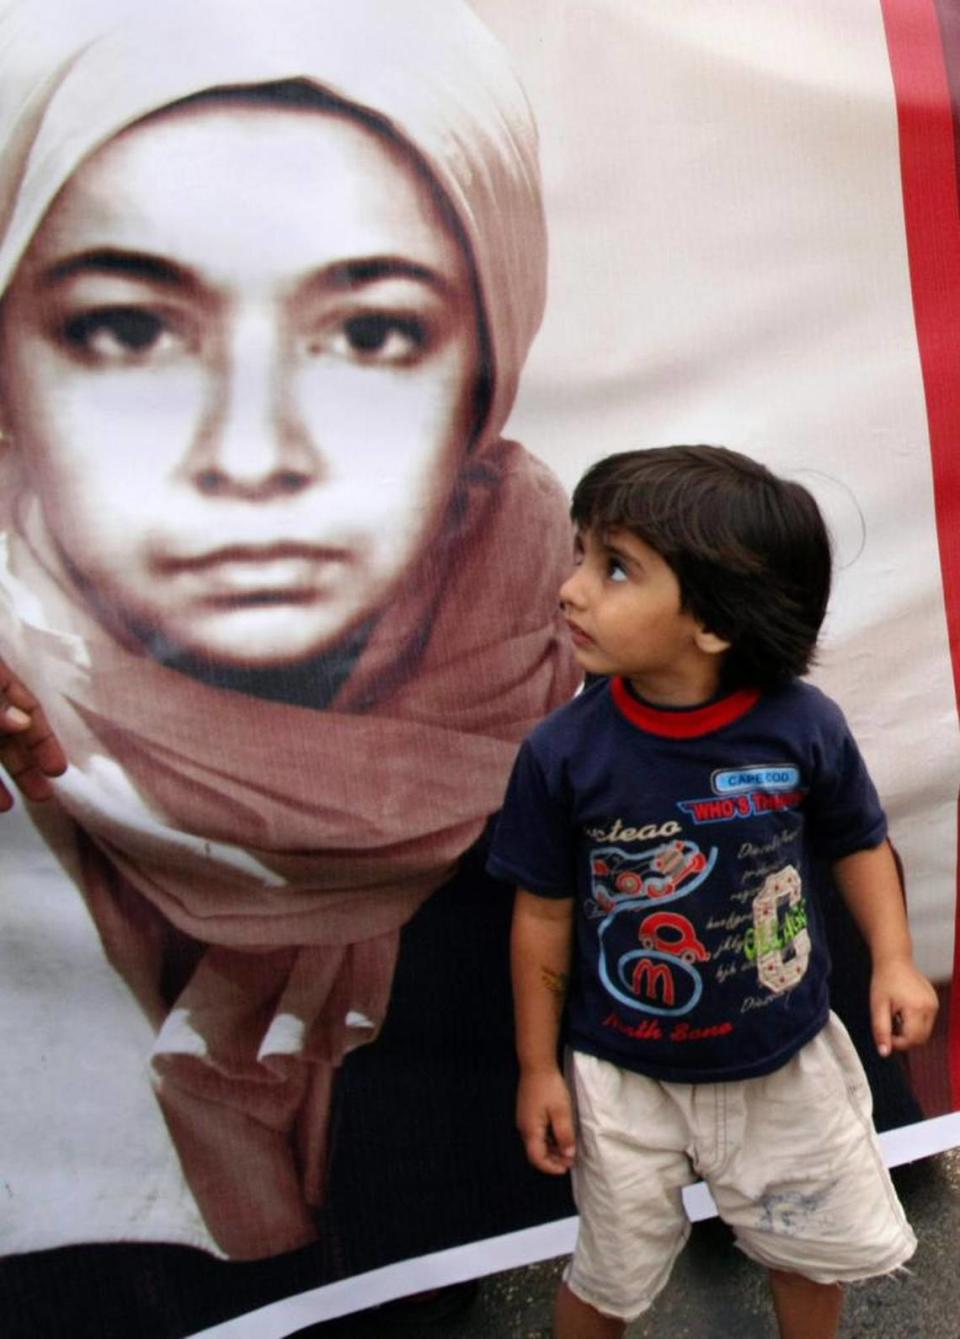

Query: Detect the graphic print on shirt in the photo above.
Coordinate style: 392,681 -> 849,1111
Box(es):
745,864 -> 811,994
585,838 -> 716,917
677,764 -> 804,825
593,838 -> 813,1026
721,830 -> 814,1019
669,764 -> 813,1008
593,838 -> 718,1016
580,740 -> 828,1055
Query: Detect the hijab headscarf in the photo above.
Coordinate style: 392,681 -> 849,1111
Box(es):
0,0 -> 579,1258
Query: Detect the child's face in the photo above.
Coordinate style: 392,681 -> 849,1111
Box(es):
559,528 -> 721,703
0,101 -> 478,667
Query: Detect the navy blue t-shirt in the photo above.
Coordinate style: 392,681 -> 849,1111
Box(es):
488,676 -> 887,1083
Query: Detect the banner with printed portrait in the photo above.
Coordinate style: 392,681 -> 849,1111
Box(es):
0,2 -> 958,1336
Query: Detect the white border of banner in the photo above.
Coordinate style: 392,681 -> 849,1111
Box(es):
189,1112 -> 960,1338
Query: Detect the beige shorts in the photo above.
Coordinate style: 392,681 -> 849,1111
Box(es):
565,1014 -> 916,1322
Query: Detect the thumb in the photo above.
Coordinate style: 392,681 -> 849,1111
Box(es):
550,1098 -> 576,1158
871,995 -> 893,1058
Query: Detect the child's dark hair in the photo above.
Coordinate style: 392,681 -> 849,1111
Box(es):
570,445 -> 832,690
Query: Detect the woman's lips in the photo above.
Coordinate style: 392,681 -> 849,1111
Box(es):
200,558 -> 326,596
158,542 -> 351,570
157,543 -> 351,602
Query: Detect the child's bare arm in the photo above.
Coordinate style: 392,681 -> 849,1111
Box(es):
511,889 -> 576,1175
832,841 -> 938,1056
0,658 -> 67,810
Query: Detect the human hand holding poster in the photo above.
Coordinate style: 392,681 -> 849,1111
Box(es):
0,659 -> 66,805
1,0 -> 959,1335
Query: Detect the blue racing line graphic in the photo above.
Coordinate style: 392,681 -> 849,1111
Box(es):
598,903 -> 704,1015
591,839 -> 717,1016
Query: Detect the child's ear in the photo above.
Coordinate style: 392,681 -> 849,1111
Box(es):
694,626 -> 731,657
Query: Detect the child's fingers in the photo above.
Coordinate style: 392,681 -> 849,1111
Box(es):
549,1100 -> 576,1165
518,1106 -> 551,1171
517,1072 -> 575,1175
522,1120 -> 568,1175
519,1096 -> 575,1175
872,987 -> 938,1055
871,996 -> 894,1058
889,1000 -> 938,1051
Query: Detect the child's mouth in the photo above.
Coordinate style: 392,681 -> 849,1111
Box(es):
566,620 -> 595,648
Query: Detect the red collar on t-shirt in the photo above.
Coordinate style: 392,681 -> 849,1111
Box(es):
610,676 -> 761,739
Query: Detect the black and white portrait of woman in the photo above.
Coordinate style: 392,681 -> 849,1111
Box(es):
0,0 -> 581,1319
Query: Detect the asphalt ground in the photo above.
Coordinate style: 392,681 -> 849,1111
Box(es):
302,1150 -> 960,1338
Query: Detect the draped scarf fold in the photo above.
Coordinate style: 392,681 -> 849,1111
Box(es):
0,438 -> 578,1256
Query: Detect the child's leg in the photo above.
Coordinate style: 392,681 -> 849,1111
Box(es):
554,1281 -> 626,1339
561,1053 -> 696,1327
707,1019 -> 913,1337
767,1270 -> 842,1339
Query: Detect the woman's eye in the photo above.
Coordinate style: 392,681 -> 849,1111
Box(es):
61,307 -> 182,364
328,313 -> 429,365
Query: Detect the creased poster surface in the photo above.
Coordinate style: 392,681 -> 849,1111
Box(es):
0,1 -> 957,1335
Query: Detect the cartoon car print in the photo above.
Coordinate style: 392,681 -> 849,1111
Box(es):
644,841 -> 707,897
637,911 -> 710,964
589,841 -> 712,912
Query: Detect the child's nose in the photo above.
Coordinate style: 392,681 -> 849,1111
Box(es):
559,567 -> 586,610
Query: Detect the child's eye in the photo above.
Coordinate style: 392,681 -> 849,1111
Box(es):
60,306 -> 185,365
607,557 -> 629,582
323,313 -> 430,366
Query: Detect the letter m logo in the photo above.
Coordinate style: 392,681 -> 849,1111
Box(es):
631,958 -> 675,1005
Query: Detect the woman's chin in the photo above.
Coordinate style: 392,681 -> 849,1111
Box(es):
135,603 -> 360,672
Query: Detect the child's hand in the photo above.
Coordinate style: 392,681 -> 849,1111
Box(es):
870,958 -> 939,1056
516,1067 -> 576,1175
0,659 -> 67,810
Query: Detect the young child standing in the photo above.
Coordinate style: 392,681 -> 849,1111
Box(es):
488,446 -> 938,1339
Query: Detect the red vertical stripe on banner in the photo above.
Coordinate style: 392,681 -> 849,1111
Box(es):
880,0 -> 960,1106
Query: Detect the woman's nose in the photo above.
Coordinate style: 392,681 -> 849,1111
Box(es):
188,316 -> 318,499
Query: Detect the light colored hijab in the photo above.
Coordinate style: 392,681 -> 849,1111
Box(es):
0,0 -> 545,441
0,0 -> 578,1258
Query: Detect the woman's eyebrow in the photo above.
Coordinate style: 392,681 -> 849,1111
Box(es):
37,248 -> 458,298
324,255 -> 454,295
38,247 -> 195,289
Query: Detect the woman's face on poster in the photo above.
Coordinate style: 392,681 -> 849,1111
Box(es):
0,100 -> 479,667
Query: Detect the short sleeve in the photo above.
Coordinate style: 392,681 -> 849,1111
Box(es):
804,712 -> 888,860
486,738 -> 577,898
